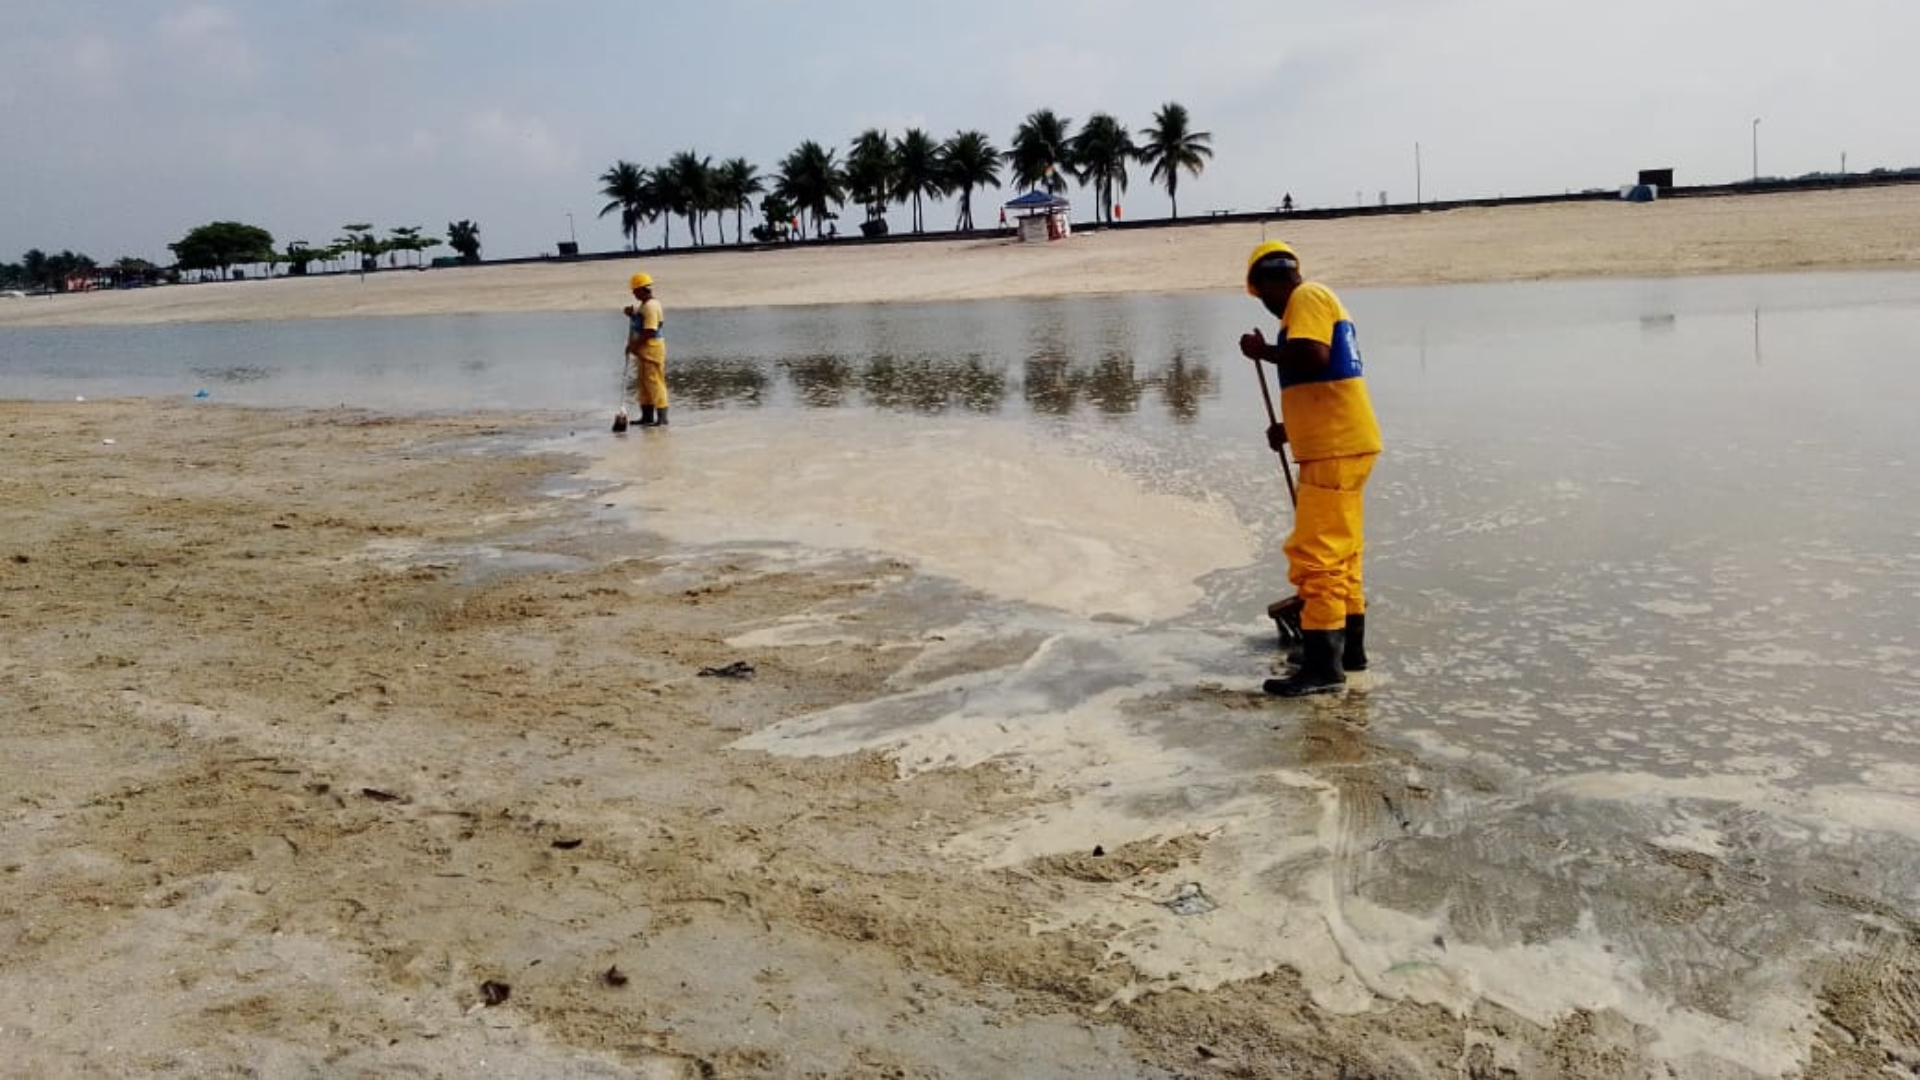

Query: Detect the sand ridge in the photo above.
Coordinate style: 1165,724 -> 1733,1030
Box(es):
3,185 -> 1918,328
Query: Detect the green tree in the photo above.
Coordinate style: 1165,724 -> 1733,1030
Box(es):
1137,102 -> 1213,219
597,160 -> 655,250
664,150 -> 714,246
41,250 -> 97,291
281,242 -> 317,275
940,130 -> 1002,231
845,128 -> 897,227
19,249 -> 50,291
446,220 -> 482,263
713,159 -> 765,246
753,192 -> 796,242
893,128 -> 943,233
1070,113 -> 1137,224
776,140 -> 845,237
168,221 -> 275,280
386,225 -> 437,268
335,223 -> 381,277
1007,109 -> 1073,194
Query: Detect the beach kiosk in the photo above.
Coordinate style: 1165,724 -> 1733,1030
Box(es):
1004,189 -> 1072,242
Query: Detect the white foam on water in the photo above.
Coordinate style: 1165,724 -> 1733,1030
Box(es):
576,413 -> 1256,624
563,410 -> 1907,1076
1545,769 -> 1920,846
1633,599 -> 1714,617
734,623 -> 1222,782
735,617 -> 1821,1074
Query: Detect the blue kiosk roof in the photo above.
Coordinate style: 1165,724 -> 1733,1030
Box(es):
1003,189 -> 1070,210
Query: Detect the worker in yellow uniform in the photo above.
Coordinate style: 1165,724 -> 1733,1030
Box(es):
624,271 -> 669,426
1238,241 -> 1382,696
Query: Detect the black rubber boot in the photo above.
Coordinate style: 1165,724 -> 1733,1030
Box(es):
1343,613 -> 1368,672
636,405 -> 657,426
1264,629 -> 1346,697
652,407 -> 668,427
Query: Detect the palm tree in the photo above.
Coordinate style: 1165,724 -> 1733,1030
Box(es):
337,223 -> 379,277
1006,109 -> 1073,194
1070,113 -> 1137,225
845,128 -> 897,228
893,128 -> 943,233
386,225 -> 435,267
447,220 -> 482,263
597,160 -> 653,250
940,130 -> 1002,231
21,249 -> 49,292
664,150 -> 714,246
776,140 -> 845,237
713,158 -> 765,245
1137,102 -> 1213,219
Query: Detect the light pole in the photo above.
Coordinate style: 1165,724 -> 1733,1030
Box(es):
1415,141 -> 1423,204
566,211 -> 577,246
1751,117 -> 1761,182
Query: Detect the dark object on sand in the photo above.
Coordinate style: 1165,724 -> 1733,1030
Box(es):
602,965 -> 630,988
612,409 -> 629,433
479,980 -> 511,1006
697,660 -> 755,679
1268,594 -> 1303,653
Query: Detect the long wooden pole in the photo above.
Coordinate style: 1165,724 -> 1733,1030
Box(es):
1252,358 -> 1296,506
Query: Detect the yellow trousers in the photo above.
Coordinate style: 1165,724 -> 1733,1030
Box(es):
1284,453 -> 1377,631
633,351 -> 669,409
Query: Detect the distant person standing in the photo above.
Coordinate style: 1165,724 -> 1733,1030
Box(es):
1281,193 -> 1294,212
1239,241 -> 1382,696
624,271 -> 668,427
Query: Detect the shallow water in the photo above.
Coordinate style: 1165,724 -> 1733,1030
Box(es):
9,271 -> 1920,1067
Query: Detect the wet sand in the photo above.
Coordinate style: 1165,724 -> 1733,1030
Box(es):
4,188 -> 1919,1077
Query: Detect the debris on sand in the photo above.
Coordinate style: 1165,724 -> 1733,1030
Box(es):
1162,882 -> 1217,917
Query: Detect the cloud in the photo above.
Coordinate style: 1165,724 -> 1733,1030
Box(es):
159,4 -> 238,43
157,4 -> 259,81
463,110 -> 579,177
69,36 -> 119,97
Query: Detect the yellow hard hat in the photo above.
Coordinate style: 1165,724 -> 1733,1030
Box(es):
1245,240 -> 1299,295
628,271 -> 654,290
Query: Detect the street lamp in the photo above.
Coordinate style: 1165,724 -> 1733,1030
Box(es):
1751,117 -> 1761,182
566,211 -> 577,246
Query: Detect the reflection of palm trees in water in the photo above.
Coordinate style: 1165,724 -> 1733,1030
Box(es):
636,356 -> 769,409
1156,350 -> 1214,420
664,347 -> 1215,418
781,354 -> 856,408
860,354 -> 1006,414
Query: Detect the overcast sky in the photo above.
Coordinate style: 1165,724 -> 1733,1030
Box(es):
3,0 -> 1914,264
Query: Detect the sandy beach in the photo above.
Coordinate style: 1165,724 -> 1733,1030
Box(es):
4,188 -> 1919,1078
4,185 -> 1920,328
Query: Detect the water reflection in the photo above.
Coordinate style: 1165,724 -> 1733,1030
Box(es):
783,354 -> 855,408
643,356 -> 770,409
662,342 -> 1217,420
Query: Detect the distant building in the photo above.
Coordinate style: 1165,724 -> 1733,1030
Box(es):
1637,168 -> 1675,190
